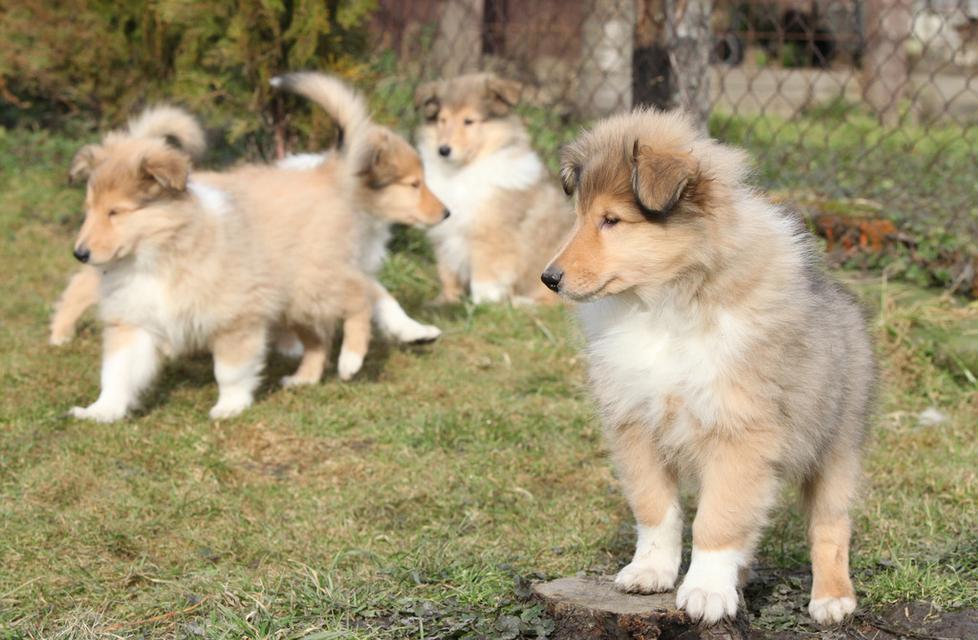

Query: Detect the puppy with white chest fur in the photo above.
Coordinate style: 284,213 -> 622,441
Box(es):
67,107 -> 283,422
415,73 -> 572,304
543,109 -> 875,626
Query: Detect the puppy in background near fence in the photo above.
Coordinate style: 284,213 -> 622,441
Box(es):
543,108 -> 875,626
414,73 -> 572,304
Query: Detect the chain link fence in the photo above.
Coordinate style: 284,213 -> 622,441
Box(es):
365,0 -> 978,295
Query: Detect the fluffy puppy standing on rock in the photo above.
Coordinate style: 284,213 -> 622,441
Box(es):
542,109 -> 875,625
415,73 -> 572,304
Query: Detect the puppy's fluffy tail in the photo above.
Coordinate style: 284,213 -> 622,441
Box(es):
127,105 -> 207,159
271,72 -> 372,180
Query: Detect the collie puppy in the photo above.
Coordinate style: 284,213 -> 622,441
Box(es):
414,73 -> 571,304
49,107 -> 207,346
542,109 -> 875,625
192,72 -> 447,388
67,106 -> 284,422
274,74 -> 448,344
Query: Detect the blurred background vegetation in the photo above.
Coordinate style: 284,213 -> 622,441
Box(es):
0,0 -> 377,157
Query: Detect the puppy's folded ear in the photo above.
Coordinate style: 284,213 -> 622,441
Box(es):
414,81 -> 441,121
486,76 -> 522,117
139,147 -> 190,192
631,140 -> 698,216
560,162 -> 581,196
361,130 -> 398,189
69,144 -> 102,183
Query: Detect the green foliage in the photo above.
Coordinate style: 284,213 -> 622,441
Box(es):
711,104 -> 978,296
0,0 -> 377,153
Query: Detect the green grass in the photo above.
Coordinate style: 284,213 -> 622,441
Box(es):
1,127 -> 976,639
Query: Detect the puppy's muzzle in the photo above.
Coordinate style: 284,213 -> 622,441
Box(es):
73,245 -> 91,264
442,208 -> 451,221
541,267 -> 563,292
438,145 -> 451,158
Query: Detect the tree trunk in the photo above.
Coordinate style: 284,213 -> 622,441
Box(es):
431,0 -> 485,77
665,0 -> 712,130
862,0 -> 912,124
577,0 -> 635,118
633,0 -> 673,110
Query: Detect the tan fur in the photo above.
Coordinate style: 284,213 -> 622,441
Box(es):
416,73 -> 572,304
194,163 -> 374,386
548,108 -> 875,625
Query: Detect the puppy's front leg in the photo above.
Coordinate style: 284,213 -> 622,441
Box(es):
210,324 -> 267,419
50,266 -> 101,345
70,323 -> 159,422
677,434 -> 780,624
337,303 -> 372,381
435,260 -> 464,305
372,280 -> 441,344
608,421 -> 683,593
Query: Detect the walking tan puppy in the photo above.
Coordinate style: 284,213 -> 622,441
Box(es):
67,106 -> 283,421
415,73 -> 571,304
542,109 -> 875,625
49,106 -> 207,346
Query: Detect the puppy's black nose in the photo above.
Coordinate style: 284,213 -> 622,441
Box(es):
541,267 -> 563,292
73,246 -> 90,264
442,208 -> 451,220
438,145 -> 451,158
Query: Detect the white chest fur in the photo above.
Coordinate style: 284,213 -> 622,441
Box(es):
579,293 -> 753,453
423,146 -> 544,278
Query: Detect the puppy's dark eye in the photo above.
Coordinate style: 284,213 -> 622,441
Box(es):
107,209 -> 118,218
601,215 -> 619,229
410,180 -> 421,189
463,118 -> 475,126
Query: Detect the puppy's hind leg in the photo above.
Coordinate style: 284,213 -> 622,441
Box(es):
70,323 -> 159,423
805,447 -> 860,625
50,267 -> 101,345
281,324 -> 333,388
210,324 -> 267,419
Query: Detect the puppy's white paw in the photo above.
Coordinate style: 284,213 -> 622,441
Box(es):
280,374 -> 316,388
470,281 -> 508,304
396,322 -> 441,344
49,333 -> 73,347
274,333 -> 304,359
209,397 -> 251,420
808,596 -> 855,625
676,548 -> 743,624
337,349 -> 364,381
676,581 -> 739,624
615,557 -> 678,593
70,403 -> 127,423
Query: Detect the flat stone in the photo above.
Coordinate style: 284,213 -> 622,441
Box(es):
532,575 -> 749,640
